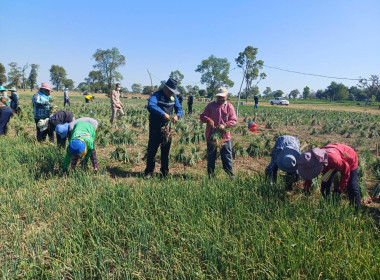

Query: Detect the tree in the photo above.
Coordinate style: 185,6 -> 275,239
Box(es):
93,47 -> 126,92
195,55 -> 234,100
198,89 -> 206,97
63,78 -> 75,90
186,85 -> 199,95
142,85 -> 158,95
334,83 -> 348,101
27,64 -> 39,91
131,83 -> 142,93
302,86 -> 310,99
235,46 -> 266,102
263,87 -> 272,97
7,62 -> 22,88
0,63 -> 7,85
77,82 -> 90,92
348,86 -> 366,101
50,65 -> 67,90
85,70 -> 104,93
272,90 -> 284,97
289,89 -> 300,99
316,89 -> 327,100
169,70 -> 184,86
20,63 -> 29,90
358,75 -> 380,102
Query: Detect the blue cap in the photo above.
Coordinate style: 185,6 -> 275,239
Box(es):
55,123 -> 69,139
68,139 -> 86,155
276,148 -> 301,173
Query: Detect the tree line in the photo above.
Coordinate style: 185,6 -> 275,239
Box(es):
1,46 -> 378,102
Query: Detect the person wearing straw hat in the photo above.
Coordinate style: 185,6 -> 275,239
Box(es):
298,143 -> 361,207
63,87 -> 70,107
63,120 -> 98,171
0,97 -> 14,135
265,135 -> 301,189
110,83 -> 124,124
145,77 -> 183,178
32,82 -> 53,142
200,87 -> 237,178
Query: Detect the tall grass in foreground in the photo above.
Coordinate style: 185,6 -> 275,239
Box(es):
0,137 -> 379,279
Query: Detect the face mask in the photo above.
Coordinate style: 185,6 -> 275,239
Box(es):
117,87 -> 121,91
40,91 -> 51,100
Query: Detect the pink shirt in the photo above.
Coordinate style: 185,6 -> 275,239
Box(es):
200,101 -> 237,141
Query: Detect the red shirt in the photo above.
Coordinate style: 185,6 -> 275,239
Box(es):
304,143 -> 358,191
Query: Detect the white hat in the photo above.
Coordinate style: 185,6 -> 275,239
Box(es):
216,87 -> 228,97
37,118 -> 49,131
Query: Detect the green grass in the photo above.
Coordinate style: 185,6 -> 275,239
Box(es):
0,93 -> 379,278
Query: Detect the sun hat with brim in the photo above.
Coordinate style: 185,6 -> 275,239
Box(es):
297,148 -> 328,180
40,82 -> 53,91
55,123 -> 69,139
68,139 -> 87,156
215,87 -> 228,97
276,148 -> 301,173
164,78 -> 180,95
8,86 -> 17,92
0,86 -> 7,91
37,118 -> 50,132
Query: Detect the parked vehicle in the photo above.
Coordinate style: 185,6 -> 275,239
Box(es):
269,97 -> 289,105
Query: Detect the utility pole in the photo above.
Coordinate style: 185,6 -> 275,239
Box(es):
146,69 -> 153,87
236,66 -> 248,118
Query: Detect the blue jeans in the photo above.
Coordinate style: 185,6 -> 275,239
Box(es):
254,103 -> 258,109
207,140 -> 234,177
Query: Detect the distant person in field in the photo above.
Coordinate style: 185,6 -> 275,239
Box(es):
63,87 -> 70,107
177,92 -> 183,105
200,87 -> 237,178
32,82 -> 54,142
85,94 -> 94,103
8,86 -> 19,113
0,86 -> 9,105
37,110 -> 75,147
254,95 -> 259,109
265,135 -> 301,190
110,83 -> 124,124
298,144 -> 361,207
187,92 -> 194,114
0,97 -> 14,136
63,118 -> 98,171
145,78 -> 183,178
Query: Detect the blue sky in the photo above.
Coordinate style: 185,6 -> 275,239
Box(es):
1,0 -> 379,95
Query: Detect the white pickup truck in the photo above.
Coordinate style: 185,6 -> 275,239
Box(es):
269,97 -> 289,105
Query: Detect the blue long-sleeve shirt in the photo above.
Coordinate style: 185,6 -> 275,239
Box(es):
147,89 -> 183,125
32,91 -> 51,119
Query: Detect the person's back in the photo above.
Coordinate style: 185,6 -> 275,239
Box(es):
0,106 -> 13,135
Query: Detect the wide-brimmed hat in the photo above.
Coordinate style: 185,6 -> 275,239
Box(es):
0,86 -> 7,91
164,78 -> 179,95
298,148 -> 328,180
40,82 -> 53,91
37,118 -> 50,131
55,123 -> 69,139
276,148 -> 301,173
8,86 -> 17,92
68,139 -> 86,156
216,87 -> 228,97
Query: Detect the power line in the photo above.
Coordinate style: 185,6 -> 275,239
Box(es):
263,64 -> 362,81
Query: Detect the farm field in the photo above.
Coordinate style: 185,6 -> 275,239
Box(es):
0,91 -> 379,278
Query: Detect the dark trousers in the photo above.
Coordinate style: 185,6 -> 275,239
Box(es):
64,98 -> 70,107
56,133 -> 67,147
145,125 -> 171,176
321,168 -> 361,207
188,104 -> 193,114
34,118 -> 54,142
207,140 -> 234,176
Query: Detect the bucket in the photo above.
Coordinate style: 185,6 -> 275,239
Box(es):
249,123 -> 258,132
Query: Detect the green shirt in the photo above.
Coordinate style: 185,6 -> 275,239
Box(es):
63,122 -> 96,169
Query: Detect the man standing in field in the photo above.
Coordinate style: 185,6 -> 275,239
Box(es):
110,83 -> 124,124
64,87 -> 70,107
200,87 -> 237,178
0,97 -> 14,136
32,82 -> 53,142
254,95 -> 259,109
145,78 -> 183,177
187,92 -> 194,114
